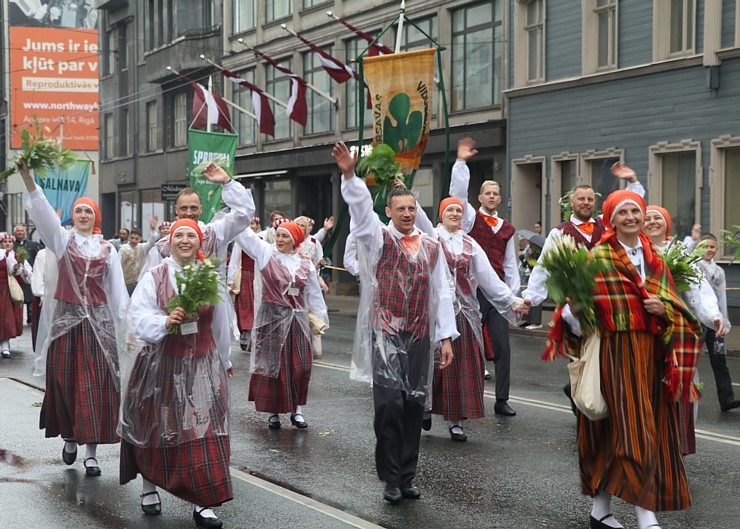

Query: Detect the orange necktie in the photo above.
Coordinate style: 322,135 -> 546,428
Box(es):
578,221 -> 595,235
400,234 -> 420,254
482,214 -> 499,227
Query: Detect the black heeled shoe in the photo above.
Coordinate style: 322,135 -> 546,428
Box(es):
83,457 -> 101,477
140,491 -> 162,516
193,507 -> 223,528
590,514 -> 621,529
290,413 -> 308,429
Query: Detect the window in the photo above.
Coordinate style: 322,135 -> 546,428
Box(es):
583,0 -> 617,73
120,191 -> 137,232
579,148 -> 624,205
120,108 -> 130,156
263,180 -> 292,217
104,113 -> 114,159
303,48 -> 335,135
118,23 -> 128,69
232,70 -> 257,146
266,0 -> 291,22
653,0 -> 696,60
234,0 -> 256,34
648,140 -> 701,238
303,0 -> 328,8
146,101 -> 158,152
710,137 -> 740,257
511,157 -> 545,231
524,0 -> 544,83
102,29 -> 114,76
168,92 -> 188,148
452,1 -> 503,110
266,58 -> 293,140
345,37 -> 372,129
404,16 -> 439,115
551,154 -> 578,225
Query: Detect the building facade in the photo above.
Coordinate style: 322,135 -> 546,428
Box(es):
505,0 -> 739,310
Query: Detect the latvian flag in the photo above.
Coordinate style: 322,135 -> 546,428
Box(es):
190,80 -> 233,132
252,48 -> 308,127
221,69 -> 276,137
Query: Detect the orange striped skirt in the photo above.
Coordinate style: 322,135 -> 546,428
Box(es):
577,331 -> 691,511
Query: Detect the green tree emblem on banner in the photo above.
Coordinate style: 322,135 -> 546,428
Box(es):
384,93 -> 423,153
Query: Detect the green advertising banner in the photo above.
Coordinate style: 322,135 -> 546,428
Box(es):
188,129 -> 238,223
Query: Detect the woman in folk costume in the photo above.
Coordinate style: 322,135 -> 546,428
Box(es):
227,216 -> 261,351
19,161 -> 129,477
294,216 -> 329,360
642,205 -> 724,455
1,233 -> 31,358
120,219 -> 232,529
414,198 -> 525,441
550,190 -> 702,529
234,199 -> 328,430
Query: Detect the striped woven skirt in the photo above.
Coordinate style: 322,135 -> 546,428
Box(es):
39,318 -> 120,444
432,313 -> 485,421
248,318 -> 312,413
235,266 -> 255,332
578,331 -> 691,511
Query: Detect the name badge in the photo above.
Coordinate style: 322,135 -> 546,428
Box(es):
180,321 -> 198,335
287,287 -> 300,297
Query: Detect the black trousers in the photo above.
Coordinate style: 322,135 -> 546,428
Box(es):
477,291 -> 511,401
372,333 -> 428,487
704,326 -> 735,406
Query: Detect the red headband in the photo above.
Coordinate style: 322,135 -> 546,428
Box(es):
72,197 -> 102,228
277,221 -> 305,246
646,205 -> 672,237
438,197 -> 464,221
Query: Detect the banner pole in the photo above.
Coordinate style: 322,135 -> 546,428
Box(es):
394,0 -> 406,53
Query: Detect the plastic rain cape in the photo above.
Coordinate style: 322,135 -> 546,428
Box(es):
351,229 -> 444,406
249,252 -> 313,378
118,260 -> 229,448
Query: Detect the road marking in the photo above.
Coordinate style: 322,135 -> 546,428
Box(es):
314,361 -> 740,445
230,467 -> 384,529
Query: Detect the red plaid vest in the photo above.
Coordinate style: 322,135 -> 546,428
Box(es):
557,218 -> 604,250
441,235 -> 475,298
55,237 -> 110,306
374,231 -> 439,340
241,251 -> 255,274
261,254 -> 312,310
467,212 -> 515,280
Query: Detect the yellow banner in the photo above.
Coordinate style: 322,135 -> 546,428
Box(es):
363,48 -> 435,176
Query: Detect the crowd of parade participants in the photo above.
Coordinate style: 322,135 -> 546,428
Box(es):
0,138 -> 735,529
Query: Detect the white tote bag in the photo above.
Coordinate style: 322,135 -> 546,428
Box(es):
567,333 -> 609,421
8,274 -> 25,305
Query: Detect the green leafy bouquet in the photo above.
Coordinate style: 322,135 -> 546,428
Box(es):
167,257 -> 222,334
539,234 -> 605,335
0,120 -> 77,182
661,239 -> 706,293
14,247 -> 29,265
356,144 -> 404,188
721,225 -> 740,262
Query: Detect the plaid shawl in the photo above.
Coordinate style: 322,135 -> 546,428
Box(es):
545,233 -> 702,402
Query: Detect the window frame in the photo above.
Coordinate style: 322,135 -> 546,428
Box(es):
344,37 -> 372,130
266,0 -> 292,23
231,69 -> 257,146
710,135 -> 740,259
146,101 -> 159,152
233,0 -> 256,34
511,155 -> 547,231
550,153 -> 579,228
653,0 -> 696,60
582,0 -> 618,74
302,47 -> 336,136
578,148 -> 625,203
104,113 -> 115,160
265,57 -> 294,141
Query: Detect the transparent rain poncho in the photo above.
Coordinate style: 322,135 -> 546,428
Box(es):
118,259 -> 229,447
234,229 -> 329,378
25,189 -> 129,382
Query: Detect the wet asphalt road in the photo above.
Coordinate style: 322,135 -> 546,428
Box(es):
1,313 -> 739,529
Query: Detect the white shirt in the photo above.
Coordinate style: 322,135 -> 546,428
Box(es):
31,248 -> 49,297
343,232 -> 359,277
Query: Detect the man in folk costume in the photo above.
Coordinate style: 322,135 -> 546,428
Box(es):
448,138 -> 519,416
414,197 -> 526,441
332,142 -> 457,504
522,162 -> 645,410
19,161 -> 129,477
139,166 -> 252,371
550,190 -> 701,529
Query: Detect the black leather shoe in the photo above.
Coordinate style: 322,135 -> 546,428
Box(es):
449,426 -> 468,442
590,514 -> 621,529
494,401 -> 516,416
400,486 -> 421,499
383,484 -> 402,504
267,414 -> 281,430
140,491 -> 162,516
83,457 -> 101,477
422,415 -> 432,431
290,414 -> 308,429
62,445 -> 77,465
193,508 -> 223,529
720,400 -> 740,412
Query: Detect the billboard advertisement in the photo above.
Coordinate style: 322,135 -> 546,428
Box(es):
8,1 -> 99,151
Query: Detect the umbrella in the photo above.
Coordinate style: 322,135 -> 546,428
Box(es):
518,229 -> 546,250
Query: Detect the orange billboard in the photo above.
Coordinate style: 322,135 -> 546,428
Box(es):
9,26 -> 99,151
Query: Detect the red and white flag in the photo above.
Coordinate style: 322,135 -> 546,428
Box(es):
220,69 -> 275,136
251,48 -> 308,127
332,17 -> 394,56
191,80 -> 233,132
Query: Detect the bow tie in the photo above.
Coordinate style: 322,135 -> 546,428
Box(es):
578,221 -> 595,235
400,233 -> 420,253
482,214 -> 499,227
628,247 -> 641,256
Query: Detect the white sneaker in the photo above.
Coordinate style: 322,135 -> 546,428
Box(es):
1,351 -> 10,359
525,324 -> 543,330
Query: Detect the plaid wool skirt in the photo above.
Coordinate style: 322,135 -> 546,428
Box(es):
235,266 -> 255,332
39,318 -> 120,444
432,313 -> 485,421
248,318 -> 312,413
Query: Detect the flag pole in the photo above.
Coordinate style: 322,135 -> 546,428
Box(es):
237,39 -> 338,106
394,0 -> 406,53
206,75 -> 213,132
199,55 -> 289,109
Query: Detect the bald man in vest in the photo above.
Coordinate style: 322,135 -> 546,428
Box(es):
449,138 -> 520,416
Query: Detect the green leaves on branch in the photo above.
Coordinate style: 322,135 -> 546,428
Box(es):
0,120 -> 77,182
721,226 -> 740,262
167,257 -> 222,335
661,239 -> 706,293
14,247 -> 29,265
355,143 -> 404,188
539,234 -> 605,336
